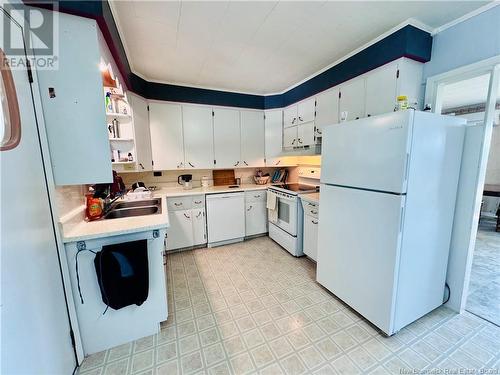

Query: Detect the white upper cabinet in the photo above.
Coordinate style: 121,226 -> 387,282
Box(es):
297,98 -> 316,124
128,93 -> 152,171
283,126 -> 297,149
213,108 -> 241,168
37,15 -> 111,185
298,122 -> 315,147
265,110 -> 296,166
149,102 -> 184,170
283,106 -> 298,128
182,105 -> 214,169
339,78 -> 366,122
315,87 -> 339,133
365,63 -> 398,117
241,110 -> 265,167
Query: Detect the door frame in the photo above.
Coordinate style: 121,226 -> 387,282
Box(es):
425,56 -> 500,312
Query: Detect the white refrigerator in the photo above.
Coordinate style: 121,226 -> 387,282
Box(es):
317,110 -> 465,336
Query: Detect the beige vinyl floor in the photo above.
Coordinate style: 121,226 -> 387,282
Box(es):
78,236 -> 500,375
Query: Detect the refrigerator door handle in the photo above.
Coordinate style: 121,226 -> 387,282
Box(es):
404,153 -> 410,183
399,206 -> 404,233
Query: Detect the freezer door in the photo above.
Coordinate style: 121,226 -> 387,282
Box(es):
316,184 -> 404,335
321,111 -> 413,194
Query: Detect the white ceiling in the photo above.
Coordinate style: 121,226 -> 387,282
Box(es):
110,1 -> 491,95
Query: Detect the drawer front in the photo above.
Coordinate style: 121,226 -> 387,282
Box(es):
245,190 -> 267,203
191,195 -> 205,208
303,201 -> 319,218
167,196 -> 193,211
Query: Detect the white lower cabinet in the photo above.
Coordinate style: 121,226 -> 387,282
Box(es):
245,191 -> 267,236
192,208 -> 207,245
166,196 -> 207,251
301,199 -> 319,261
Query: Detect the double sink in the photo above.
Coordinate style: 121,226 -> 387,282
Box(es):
103,198 -> 162,220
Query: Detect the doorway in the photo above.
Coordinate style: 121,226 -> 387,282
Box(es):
426,60 -> 500,326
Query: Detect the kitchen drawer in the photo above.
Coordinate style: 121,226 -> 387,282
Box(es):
302,201 -> 319,218
245,190 -> 267,202
191,195 -> 205,208
167,196 -> 193,211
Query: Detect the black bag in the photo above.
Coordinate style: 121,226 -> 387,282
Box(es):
94,239 -> 149,310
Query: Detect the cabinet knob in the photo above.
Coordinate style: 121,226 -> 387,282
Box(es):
247,205 -> 253,211
174,202 -> 183,206
291,139 -> 296,145
139,163 -> 145,170
196,212 -> 202,218
234,161 -> 239,166
298,116 -> 303,122
312,220 -> 318,224
298,138 -> 303,144
275,160 -> 281,165
183,213 -> 191,219
188,162 -> 195,168
243,161 -> 248,166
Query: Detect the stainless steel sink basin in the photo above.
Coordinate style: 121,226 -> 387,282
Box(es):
113,198 -> 161,210
103,198 -> 162,220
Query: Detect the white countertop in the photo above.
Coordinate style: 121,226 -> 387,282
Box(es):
60,184 -> 271,243
158,183 -> 270,197
300,192 -> 320,204
61,192 -> 170,243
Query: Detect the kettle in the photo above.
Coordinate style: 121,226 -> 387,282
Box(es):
178,174 -> 193,190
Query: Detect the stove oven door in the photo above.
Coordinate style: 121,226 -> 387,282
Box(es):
275,193 -> 298,236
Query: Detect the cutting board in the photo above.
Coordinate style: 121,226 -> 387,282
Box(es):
213,169 -> 236,186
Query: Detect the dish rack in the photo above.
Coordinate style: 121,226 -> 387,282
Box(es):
254,176 -> 270,185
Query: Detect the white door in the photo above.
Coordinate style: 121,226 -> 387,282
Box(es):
1,10 -> 76,374
315,88 -> 339,134
321,111 -> 412,194
297,98 -> 316,124
129,93 -> 152,171
265,110 -> 283,166
245,201 -> 268,236
303,216 -> 319,261
149,102 -> 184,170
283,105 -> 297,128
192,208 -> 207,246
183,105 -> 214,169
241,110 -> 265,167
213,108 -> 240,168
206,193 -> 245,244
166,210 -> 194,250
316,185 -> 404,335
365,63 -> 398,117
339,78 -> 366,122
297,122 -> 315,147
283,126 -> 297,149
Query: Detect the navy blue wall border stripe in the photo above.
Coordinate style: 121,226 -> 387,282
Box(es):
30,1 -> 432,110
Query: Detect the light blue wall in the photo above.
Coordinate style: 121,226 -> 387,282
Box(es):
423,5 -> 500,80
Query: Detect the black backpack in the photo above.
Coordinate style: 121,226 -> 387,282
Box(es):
94,239 -> 149,310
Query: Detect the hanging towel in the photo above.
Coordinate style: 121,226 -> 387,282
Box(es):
267,191 -> 278,223
94,239 -> 149,310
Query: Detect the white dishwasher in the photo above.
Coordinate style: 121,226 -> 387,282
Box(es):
206,192 -> 245,247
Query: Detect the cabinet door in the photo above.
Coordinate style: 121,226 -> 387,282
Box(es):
213,108 -> 240,168
297,123 -> 315,147
166,210 -> 194,250
315,88 -> 339,134
297,98 -> 316,124
303,216 -> 319,261
192,208 -> 207,246
149,102 -> 184,170
37,16 -> 111,185
245,201 -> 268,236
241,110 -> 265,167
365,64 -> 398,117
265,110 -> 283,166
183,105 -> 214,169
129,93 -> 152,171
339,78 -> 366,122
283,105 -> 298,128
283,126 -> 297,149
